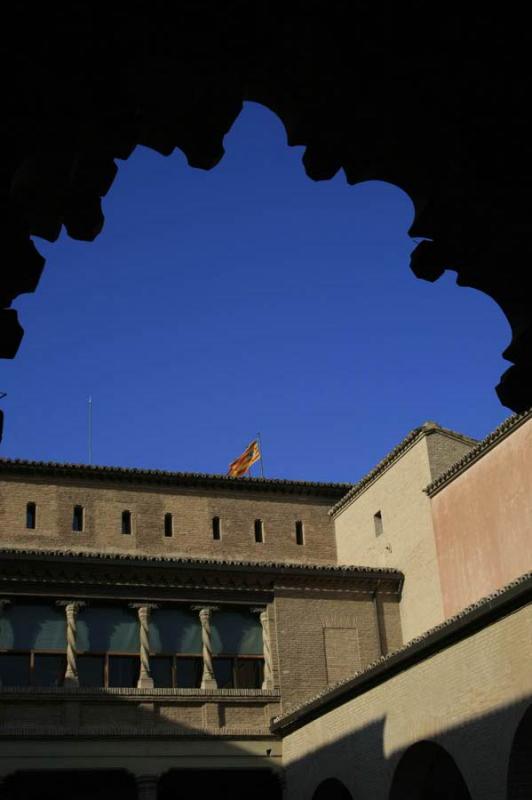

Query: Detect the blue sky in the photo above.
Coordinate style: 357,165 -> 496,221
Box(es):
0,103 -> 511,483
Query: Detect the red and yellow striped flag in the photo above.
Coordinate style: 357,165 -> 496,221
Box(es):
228,440 -> 261,477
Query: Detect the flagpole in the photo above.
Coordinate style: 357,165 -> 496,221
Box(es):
257,432 -> 265,478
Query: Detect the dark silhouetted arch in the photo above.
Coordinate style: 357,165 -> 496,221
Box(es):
390,741 -> 472,800
2,769 -> 137,800
312,777 -> 353,800
508,704 -> 532,799
159,769 -> 282,800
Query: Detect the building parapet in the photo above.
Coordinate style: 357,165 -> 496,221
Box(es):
425,408 -> 532,496
0,457 -> 351,500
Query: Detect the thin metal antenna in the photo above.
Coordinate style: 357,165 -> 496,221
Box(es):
257,432 -> 265,478
88,396 -> 93,465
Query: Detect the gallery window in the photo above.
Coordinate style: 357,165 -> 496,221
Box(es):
72,505 -> 84,532
211,609 -> 264,689
212,516 -> 221,541
150,608 -> 203,688
76,606 -> 140,688
0,602 -> 67,687
164,513 -> 173,538
26,502 -> 37,530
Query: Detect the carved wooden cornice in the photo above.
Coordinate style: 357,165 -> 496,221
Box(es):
0,548 -> 403,597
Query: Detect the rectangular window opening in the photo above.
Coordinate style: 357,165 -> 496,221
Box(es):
164,513 -> 173,538
374,510 -> 384,537
212,516 -> 221,541
26,502 -> 37,530
121,510 -> 132,535
72,505 -> 84,533
254,519 -> 264,543
295,520 -> 304,545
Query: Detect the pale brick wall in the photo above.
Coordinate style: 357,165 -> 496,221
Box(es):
0,476 -> 338,564
334,431 -> 474,642
282,602 -> 532,800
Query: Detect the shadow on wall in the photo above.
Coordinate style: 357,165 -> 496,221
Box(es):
1,693 -> 532,799
288,695 -> 532,800
0,694 -> 283,800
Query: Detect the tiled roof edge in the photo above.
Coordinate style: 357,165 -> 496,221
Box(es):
0,546 -> 403,581
425,409 -> 532,497
271,570 -> 532,732
0,457 -> 351,498
329,422 -> 477,516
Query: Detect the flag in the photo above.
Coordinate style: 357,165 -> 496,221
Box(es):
228,440 -> 261,477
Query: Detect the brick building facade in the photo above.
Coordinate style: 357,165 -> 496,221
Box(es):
0,412 -> 530,799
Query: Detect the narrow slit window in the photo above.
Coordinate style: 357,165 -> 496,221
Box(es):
254,519 -> 264,543
121,510 -> 132,535
212,516 -> 221,541
164,513 -> 173,538
72,505 -> 84,533
374,510 -> 384,537
26,502 -> 37,530
295,520 -> 304,545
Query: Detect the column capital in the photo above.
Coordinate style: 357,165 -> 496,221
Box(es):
135,774 -> 159,800
191,604 -> 219,613
0,598 -> 11,613
128,602 -> 159,611
56,600 -> 86,612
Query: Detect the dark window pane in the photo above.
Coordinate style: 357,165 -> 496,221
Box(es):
211,610 -> 263,655
78,655 -> 105,687
33,654 -> 66,687
121,510 -> 131,535
151,609 -> 202,654
213,657 -> 234,689
108,655 -> 139,688
26,502 -> 36,529
177,657 -> 202,688
295,520 -> 304,545
235,658 -> 263,689
164,513 -> 173,537
72,505 -> 84,532
254,519 -> 263,543
77,607 -> 139,653
0,603 -> 66,650
212,516 -> 221,540
0,653 -> 30,686
151,656 -> 173,688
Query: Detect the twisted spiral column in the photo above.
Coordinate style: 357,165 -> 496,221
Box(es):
193,606 -> 218,689
253,607 -> 274,690
130,603 -> 157,688
56,600 -> 85,687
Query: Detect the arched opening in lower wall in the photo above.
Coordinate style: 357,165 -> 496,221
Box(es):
507,703 -> 532,799
389,741 -> 472,800
1,769 -> 137,800
158,769 -> 282,800
312,777 -> 353,799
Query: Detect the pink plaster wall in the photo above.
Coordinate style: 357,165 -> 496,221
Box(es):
431,418 -> 532,619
